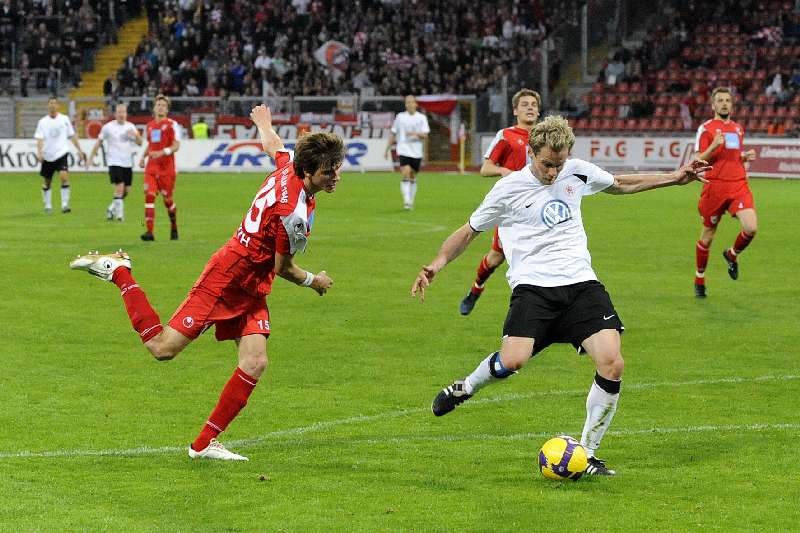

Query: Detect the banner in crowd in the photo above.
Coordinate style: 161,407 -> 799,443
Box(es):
0,139 -> 394,172
479,135 -> 800,178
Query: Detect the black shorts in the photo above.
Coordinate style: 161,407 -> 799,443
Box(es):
502,280 -> 624,356
40,154 -> 69,179
109,165 -> 133,186
398,155 -> 422,173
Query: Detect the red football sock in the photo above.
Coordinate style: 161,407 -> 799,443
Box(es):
144,193 -> 156,233
164,197 -> 178,231
695,240 -> 709,273
111,268 -> 163,342
472,256 -> 497,294
192,367 -> 259,451
732,231 -> 754,256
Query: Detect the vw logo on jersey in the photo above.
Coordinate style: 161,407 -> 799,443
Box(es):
541,199 -> 572,228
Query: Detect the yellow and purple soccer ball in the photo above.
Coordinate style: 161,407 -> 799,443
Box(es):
538,435 -> 588,481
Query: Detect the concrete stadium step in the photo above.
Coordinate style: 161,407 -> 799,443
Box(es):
69,14 -> 149,98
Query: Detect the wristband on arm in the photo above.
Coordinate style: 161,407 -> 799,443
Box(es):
302,271 -> 314,287
163,147 -> 172,156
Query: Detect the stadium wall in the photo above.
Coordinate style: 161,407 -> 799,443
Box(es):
0,138 -> 393,173
480,135 -> 800,178
2,137 -> 799,177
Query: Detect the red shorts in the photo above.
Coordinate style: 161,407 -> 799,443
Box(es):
144,171 -> 176,196
697,180 -> 754,228
168,247 -> 271,341
491,227 -> 504,253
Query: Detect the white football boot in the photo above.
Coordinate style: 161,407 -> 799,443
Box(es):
69,250 -> 131,281
188,439 -> 249,461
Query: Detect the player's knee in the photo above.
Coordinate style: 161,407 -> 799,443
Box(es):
500,350 -> 528,371
599,353 -> 624,380
240,353 -> 268,378
486,250 -> 505,268
147,342 -> 180,361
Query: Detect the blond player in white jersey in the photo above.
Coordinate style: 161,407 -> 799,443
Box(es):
34,97 -> 86,214
385,95 -> 430,210
87,102 -> 143,221
411,116 -> 710,476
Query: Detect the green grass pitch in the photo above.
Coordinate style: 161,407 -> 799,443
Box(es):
0,171 -> 798,531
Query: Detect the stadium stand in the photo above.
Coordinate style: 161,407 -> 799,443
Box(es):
0,0 -> 140,96
109,0 -> 579,99
572,0 -> 800,136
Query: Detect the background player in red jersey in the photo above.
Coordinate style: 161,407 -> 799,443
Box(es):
692,87 -> 758,298
69,105 -> 344,461
138,94 -> 181,241
459,89 -> 540,315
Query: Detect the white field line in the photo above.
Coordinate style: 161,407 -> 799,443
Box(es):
0,373 -> 797,459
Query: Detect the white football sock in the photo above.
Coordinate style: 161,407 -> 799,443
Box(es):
463,351 -> 514,395
42,188 -> 52,209
580,380 -> 620,458
409,180 -> 417,206
60,185 -> 70,209
115,198 -> 124,219
400,180 -> 411,205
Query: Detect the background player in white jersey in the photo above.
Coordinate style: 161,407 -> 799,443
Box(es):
411,116 -> 710,476
34,97 -> 86,214
385,95 -> 430,210
87,102 -> 142,221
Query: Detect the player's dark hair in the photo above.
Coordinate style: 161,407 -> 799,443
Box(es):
293,132 -> 345,178
512,89 -> 541,109
48,96 -> 58,103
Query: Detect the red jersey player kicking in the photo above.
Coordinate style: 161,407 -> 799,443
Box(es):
69,105 -> 344,460
692,87 -> 758,298
459,89 -> 540,315
139,94 -> 181,241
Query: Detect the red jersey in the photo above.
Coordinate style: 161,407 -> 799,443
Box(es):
483,126 -> 530,171
227,150 -> 315,296
145,117 -> 180,174
695,119 -> 746,182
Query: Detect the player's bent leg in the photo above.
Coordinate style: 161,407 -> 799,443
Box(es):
580,329 -> 622,475
143,325 -> 192,361
189,334 -> 265,460
724,208 -> 756,281
432,336 -> 532,417
460,248 -> 506,315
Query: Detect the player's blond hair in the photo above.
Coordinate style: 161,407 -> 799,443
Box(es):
529,115 -> 575,155
512,88 -> 541,109
293,132 -> 345,178
711,86 -> 733,100
154,94 -> 171,108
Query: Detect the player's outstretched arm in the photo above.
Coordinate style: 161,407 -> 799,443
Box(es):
275,251 -> 332,296
605,159 -> 710,195
250,105 -> 283,159
411,223 -> 479,302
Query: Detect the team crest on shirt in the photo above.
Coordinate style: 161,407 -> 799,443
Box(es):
564,184 -> 576,197
541,199 -> 572,228
182,316 -> 194,328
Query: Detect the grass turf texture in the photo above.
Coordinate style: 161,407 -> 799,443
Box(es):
0,171 -> 798,531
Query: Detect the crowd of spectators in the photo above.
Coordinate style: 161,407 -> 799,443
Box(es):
573,0 -> 800,135
109,0 -> 581,100
0,0 -> 137,96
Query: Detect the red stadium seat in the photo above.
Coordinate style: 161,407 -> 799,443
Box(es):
600,118 -> 614,130
789,107 -> 800,118
590,106 -> 604,117
602,106 -> 617,118
613,118 -> 627,131
574,118 -> 589,130
588,118 -> 602,130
